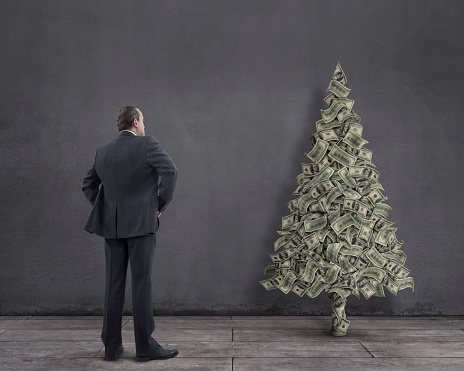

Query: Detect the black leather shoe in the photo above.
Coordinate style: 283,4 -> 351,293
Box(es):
136,346 -> 179,362
104,344 -> 124,361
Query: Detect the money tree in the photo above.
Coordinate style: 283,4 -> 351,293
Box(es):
260,62 -> 414,336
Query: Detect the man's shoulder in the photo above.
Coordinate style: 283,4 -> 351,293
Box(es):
145,135 -> 158,142
96,136 -> 119,153
142,136 -> 161,148
97,134 -> 158,153
130,135 -> 157,148
100,133 -> 152,146
119,134 -> 156,143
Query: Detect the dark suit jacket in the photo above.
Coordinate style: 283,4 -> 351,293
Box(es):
82,131 -> 178,238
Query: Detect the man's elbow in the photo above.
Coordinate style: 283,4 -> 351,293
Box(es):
168,161 -> 178,176
82,187 -> 97,205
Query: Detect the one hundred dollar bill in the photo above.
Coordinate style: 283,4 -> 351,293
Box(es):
357,278 -> 375,299
316,118 -> 341,132
326,187 -> 343,210
370,213 -> 394,231
321,100 -> 347,123
343,198 -> 370,218
306,138 -> 329,162
365,247 -> 388,267
259,278 -> 278,290
301,260 -> 320,284
349,165 -> 380,181
307,167 -> 334,188
356,225 -> 373,245
269,248 -> 299,263
291,280 -> 311,297
297,193 -> 317,214
310,179 -> 335,199
327,243 -> 343,263
332,213 -> 356,235
382,275 -> 399,295
337,108 -> 354,123
345,145 -> 373,162
396,277 -> 414,291
301,157 -> 330,176
373,203 -> 392,218
306,276 -> 325,298
333,61 -> 347,84
323,93 -> 336,106
357,267 -> 387,282
338,167 -> 358,188
337,182 -> 362,200
279,271 -> 298,294
282,213 -> 298,229
274,234 -> 291,251
318,129 -> 339,141
327,79 -> 351,98
320,264 -> 341,284
343,131 -> 369,149
367,189 -> 387,204
304,214 -> 328,232
329,145 -> 357,166
264,264 -> 277,275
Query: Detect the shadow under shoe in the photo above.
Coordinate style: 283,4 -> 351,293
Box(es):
136,345 -> 179,362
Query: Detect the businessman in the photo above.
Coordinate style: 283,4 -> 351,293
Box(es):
82,106 -> 178,362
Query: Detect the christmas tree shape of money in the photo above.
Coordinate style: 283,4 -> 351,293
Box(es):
260,62 -> 414,336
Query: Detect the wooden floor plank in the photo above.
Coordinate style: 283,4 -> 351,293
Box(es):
233,357 -> 464,371
362,341 -> 464,357
0,330 -> 101,342
234,318 -> 457,330
123,328 -> 231,342
440,318 -> 464,326
0,316 -> 33,320
0,341 -> 103,358
131,318 -> 334,330
342,318 -> 458,330
28,316 -> 131,321
125,318 -> 235,330
0,328 -> 231,342
25,315 -> 231,321
232,315 -> 452,320
95,341 -> 370,358
436,316 -> 464,320
0,320 -> 30,331
154,316 -> 232,321
234,328 -> 464,342
15,317 -> 454,332
0,316 -> 463,370
0,357 -> 232,371
232,316 -> 328,320
149,317 -> 458,330
1,319 -> 128,331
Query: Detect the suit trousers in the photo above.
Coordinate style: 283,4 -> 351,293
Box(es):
101,234 -> 160,356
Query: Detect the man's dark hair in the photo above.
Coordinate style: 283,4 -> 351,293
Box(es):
117,106 -> 140,131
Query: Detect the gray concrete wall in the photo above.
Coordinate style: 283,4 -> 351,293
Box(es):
1,0 -> 463,315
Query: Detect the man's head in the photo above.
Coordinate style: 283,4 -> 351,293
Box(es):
116,106 -> 145,136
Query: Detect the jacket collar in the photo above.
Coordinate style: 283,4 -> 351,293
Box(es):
119,130 -> 137,137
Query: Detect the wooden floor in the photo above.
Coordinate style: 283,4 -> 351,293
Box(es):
0,316 -> 463,370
